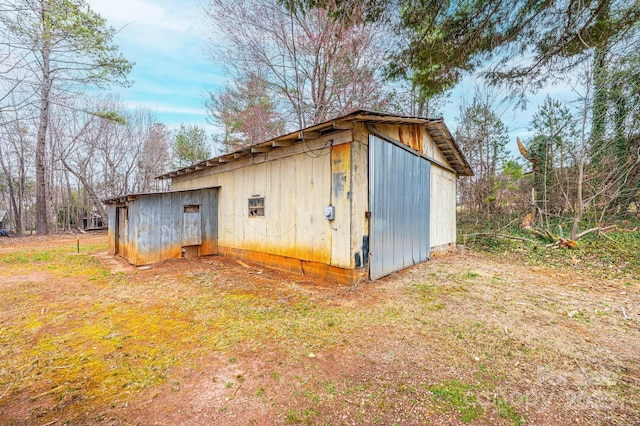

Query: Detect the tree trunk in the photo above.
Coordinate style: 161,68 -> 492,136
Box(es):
60,159 -> 108,222
571,88 -> 592,241
0,146 -> 23,236
589,4 -> 610,166
65,170 -> 73,231
36,4 -> 52,235
571,158 -> 584,240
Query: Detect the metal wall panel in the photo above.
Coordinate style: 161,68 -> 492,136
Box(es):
160,193 -> 173,261
181,190 -> 202,247
369,135 -> 430,280
182,209 -> 203,246
200,188 -> 219,255
112,188 -> 218,266
117,206 -> 128,259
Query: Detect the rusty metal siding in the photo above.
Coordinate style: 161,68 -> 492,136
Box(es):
149,194 -> 164,264
200,188 -> 218,255
160,193 -> 173,261
107,205 -> 116,254
369,135 -> 430,280
112,188 -> 218,266
116,206 -> 129,259
169,192 -> 183,259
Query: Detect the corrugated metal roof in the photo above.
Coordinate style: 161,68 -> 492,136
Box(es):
103,187 -> 219,204
156,110 -> 474,180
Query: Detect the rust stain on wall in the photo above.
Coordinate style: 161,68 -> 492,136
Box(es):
399,124 -> 424,153
219,246 -> 366,284
230,240 -> 331,265
200,236 -> 218,256
331,143 -> 351,200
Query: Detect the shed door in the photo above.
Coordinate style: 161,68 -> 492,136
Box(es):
182,205 -> 202,246
116,206 -> 128,258
369,135 -> 430,280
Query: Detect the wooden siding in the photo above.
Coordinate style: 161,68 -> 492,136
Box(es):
422,127 -> 450,165
169,134 -> 351,267
370,123 -> 450,167
351,123 -> 370,270
330,142 -> 352,267
430,167 -> 457,248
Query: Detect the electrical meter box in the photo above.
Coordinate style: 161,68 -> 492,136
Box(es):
324,205 -> 335,221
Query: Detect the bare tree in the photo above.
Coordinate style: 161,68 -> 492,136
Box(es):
0,0 -> 132,234
0,117 -> 33,235
456,86 -> 511,218
136,121 -> 170,193
42,95 -> 168,231
204,0 -> 392,129
207,70 -> 286,152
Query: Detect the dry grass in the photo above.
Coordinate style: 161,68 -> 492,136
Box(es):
0,234 -> 639,424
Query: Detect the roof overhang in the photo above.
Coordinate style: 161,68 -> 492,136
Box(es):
156,110 -> 473,180
103,186 -> 220,205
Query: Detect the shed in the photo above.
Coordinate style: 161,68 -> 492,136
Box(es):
105,110 -> 472,283
0,210 -> 6,229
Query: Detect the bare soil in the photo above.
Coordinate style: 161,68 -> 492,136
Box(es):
0,233 -> 638,425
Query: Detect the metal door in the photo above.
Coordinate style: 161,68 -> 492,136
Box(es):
116,206 -> 128,258
182,205 -> 202,246
369,135 -> 430,279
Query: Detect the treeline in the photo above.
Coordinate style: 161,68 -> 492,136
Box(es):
0,0 -> 214,235
204,0 -> 639,234
1,0 -> 639,235
0,93 -> 214,235
457,59 -> 639,237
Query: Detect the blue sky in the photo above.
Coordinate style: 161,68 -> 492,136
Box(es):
86,0 -> 582,158
86,0 -> 223,131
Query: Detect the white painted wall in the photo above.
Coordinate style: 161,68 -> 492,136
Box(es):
430,166 -> 458,248
170,133 -> 353,267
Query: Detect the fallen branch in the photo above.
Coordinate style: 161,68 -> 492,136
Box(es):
497,217 -> 520,232
32,383 -> 68,400
620,306 -> 630,320
526,227 -> 577,249
463,233 -> 537,244
231,382 -> 243,398
236,259 -> 251,269
575,225 -> 617,239
574,358 -> 590,383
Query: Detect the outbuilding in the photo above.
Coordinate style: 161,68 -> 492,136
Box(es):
105,110 -> 472,283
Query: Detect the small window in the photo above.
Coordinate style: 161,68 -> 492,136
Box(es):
248,197 -> 264,217
184,205 -> 199,213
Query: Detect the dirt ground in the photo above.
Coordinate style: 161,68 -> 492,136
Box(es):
0,233 -> 639,425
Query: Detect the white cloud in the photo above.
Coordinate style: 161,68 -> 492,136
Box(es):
128,101 -> 207,116
88,0 -> 198,33
82,1 -> 220,127
87,0 -> 208,64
